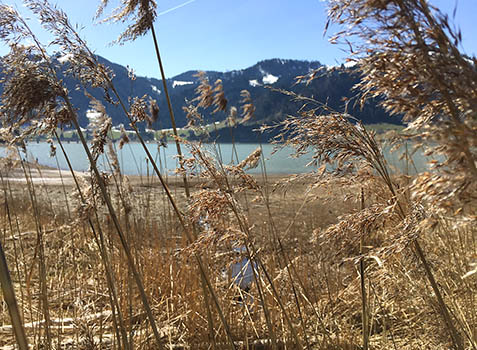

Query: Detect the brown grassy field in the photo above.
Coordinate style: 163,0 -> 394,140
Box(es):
0,157 -> 475,349
0,0 -> 476,349
0,162 -> 358,348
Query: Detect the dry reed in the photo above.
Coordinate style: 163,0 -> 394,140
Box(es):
0,0 -> 475,349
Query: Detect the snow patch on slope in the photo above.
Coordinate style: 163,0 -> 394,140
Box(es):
173,80 -> 194,88
58,53 -> 73,63
262,73 -> 279,85
151,85 -> 161,94
249,79 -> 260,87
343,60 -> 358,68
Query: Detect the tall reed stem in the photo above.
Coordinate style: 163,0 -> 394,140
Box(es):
413,240 -> 464,350
0,240 -> 29,350
150,24 -> 191,198
360,187 -> 369,350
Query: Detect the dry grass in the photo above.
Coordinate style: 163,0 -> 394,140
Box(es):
0,157 -> 474,350
0,0 -> 476,349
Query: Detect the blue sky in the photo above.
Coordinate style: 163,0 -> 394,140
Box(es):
1,0 -> 476,78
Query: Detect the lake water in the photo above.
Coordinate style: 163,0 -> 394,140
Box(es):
0,141 -> 434,175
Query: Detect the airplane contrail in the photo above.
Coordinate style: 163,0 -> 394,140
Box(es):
157,0 -> 196,16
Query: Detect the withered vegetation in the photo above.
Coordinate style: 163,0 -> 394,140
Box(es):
0,0 -> 475,350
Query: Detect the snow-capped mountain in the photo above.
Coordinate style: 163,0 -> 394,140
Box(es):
0,55 -> 398,141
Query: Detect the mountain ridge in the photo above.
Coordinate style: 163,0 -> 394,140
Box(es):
0,55 -> 400,141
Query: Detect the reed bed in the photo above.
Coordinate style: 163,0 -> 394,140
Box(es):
0,0 -> 476,349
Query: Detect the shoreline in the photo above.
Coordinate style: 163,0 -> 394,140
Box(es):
0,162 -> 293,187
